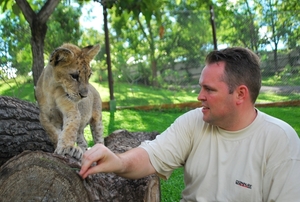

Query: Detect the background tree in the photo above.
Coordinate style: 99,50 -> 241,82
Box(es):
280,0 -> 300,49
255,0 -> 292,72
161,1 -> 212,75
14,0 -> 60,86
0,1 -> 83,82
44,4 -> 83,55
216,0 -> 260,51
105,0 -> 165,87
0,11 -> 32,77
1,0 -> 299,91
80,28 -> 106,83
107,0 -> 212,87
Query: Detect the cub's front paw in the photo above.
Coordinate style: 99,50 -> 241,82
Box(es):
54,146 -> 83,160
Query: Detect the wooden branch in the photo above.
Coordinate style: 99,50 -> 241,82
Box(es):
15,0 -> 36,25
38,0 -> 61,23
15,0 -> 60,25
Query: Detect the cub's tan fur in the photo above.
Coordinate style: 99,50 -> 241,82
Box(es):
35,43 -> 104,160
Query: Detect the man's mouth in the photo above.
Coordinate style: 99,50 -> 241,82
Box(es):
202,106 -> 210,113
202,105 -> 209,109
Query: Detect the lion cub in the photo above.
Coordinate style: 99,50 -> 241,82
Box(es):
35,43 -> 104,160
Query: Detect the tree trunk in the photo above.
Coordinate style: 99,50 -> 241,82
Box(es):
151,60 -> 158,87
0,96 -> 54,167
15,0 -> 61,86
0,97 -> 161,202
30,21 -> 47,86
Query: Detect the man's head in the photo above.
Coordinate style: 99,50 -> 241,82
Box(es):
198,47 -> 261,130
205,47 -> 261,104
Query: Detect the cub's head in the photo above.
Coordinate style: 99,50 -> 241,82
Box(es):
48,43 -> 100,102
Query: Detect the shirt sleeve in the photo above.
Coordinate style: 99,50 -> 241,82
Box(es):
262,123 -> 300,201
139,109 -> 202,179
263,159 -> 300,201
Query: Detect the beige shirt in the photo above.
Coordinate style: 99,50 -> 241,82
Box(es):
140,108 -> 300,202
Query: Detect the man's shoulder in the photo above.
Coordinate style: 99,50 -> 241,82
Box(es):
257,110 -> 296,134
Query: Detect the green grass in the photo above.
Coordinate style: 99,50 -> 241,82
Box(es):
257,92 -> 300,103
92,81 -> 199,106
1,77 -> 300,201
0,77 -> 35,102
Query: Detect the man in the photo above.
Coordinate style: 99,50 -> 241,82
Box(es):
80,47 -> 300,201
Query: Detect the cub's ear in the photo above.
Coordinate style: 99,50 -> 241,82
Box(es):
82,44 -> 100,61
49,48 -> 74,67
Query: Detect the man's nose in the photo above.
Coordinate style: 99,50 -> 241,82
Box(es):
197,89 -> 205,101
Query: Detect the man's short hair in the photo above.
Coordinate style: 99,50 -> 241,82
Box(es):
206,47 -> 261,103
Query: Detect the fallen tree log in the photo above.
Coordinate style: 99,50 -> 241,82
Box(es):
0,128 -> 161,201
0,96 -> 54,167
0,96 -> 161,201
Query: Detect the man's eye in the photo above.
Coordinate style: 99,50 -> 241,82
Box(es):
204,87 -> 213,92
70,73 -> 79,81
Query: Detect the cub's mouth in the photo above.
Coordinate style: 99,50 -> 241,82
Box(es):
66,93 -> 81,102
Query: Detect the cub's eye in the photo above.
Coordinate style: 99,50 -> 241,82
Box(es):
70,73 -> 79,81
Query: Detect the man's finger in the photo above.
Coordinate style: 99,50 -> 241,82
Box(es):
80,144 -> 103,176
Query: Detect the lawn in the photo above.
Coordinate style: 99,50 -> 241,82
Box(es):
1,77 -> 300,201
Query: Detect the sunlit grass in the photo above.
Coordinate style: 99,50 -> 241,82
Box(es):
93,81 -> 198,106
0,78 -> 35,102
257,92 -> 300,103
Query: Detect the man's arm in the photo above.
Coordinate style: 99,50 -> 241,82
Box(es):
79,143 -> 156,179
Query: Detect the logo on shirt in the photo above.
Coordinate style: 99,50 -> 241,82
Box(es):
235,180 -> 252,189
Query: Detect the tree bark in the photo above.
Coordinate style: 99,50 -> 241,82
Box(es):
0,96 -> 54,167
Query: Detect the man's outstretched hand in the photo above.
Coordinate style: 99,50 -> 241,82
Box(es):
79,143 -> 123,179
79,143 -> 156,180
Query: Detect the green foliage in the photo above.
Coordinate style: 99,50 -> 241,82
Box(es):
216,0 -> 260,51
0,0 -> 23,18
44,4 -> 83,55
0,10 -> 32,76
107,0 -> 214,87
0,1 -> 84,78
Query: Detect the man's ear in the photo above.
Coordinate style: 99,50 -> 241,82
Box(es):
82,44 -> 101,62
49,48 -> 74,67
236,85 -> 248,105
